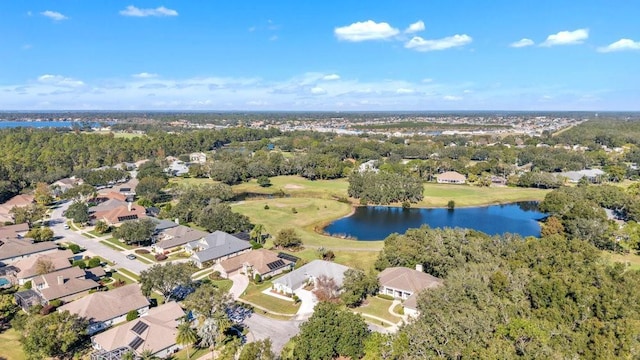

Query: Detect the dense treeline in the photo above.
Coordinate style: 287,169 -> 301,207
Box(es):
552,119 -> 640,148
348,171 -> 424,204
375,226 -> 640,359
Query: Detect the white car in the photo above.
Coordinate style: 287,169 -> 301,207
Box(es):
64,225 -> 70,230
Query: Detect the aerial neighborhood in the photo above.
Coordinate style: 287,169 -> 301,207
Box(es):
1,112 -> 640,360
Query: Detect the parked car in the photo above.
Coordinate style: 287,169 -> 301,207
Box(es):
126,254 -> 136,260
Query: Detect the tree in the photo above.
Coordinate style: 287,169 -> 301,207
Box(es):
10,203 -> 47,227
139,263 -> 193,300
250,224 -> 265,244
61,183 -> 96,201
196,202 -> 252,233
34,182 -> 53,205
94,220 -> 110,234
239,339 -> 276,360
274,228 -> 302,249
341,269 -> 379,307
176,322 -> 198,359
126,310 -> 139,321
26,227 -> 54,242
87,257 -> 101,268
197,318 -> 219,356
20,310 -> 89,360
0,294 -> 18,328
35,258 -> 55,275
294,302 -> 370,360
114,218 -> 156,245
65,201 -> 90,224
137,161 -> 167,181
139,349 -> 159,360
312,275 -> 341,303
257,176 -> 272,187
136,176 -> 168,203
183,283 -> 233,322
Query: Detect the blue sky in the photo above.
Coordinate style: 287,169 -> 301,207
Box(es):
1,1 -> 639,111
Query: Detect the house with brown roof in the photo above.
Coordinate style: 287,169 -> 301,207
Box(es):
436,171 -> 466,184
90,199 -> 146,225
0,223 -> 29,239
378,265 -> 443,317
189,152 -> 207,164
58,284 -> 150,335
215,249 -> 294,280
0,237 -> 59,265
0,194 -> 35,224
13,249 -> 74,285
152,225 -> 209,253
32,266 -> 100,303
91,302 -> 185,359
51,177 -> 84,195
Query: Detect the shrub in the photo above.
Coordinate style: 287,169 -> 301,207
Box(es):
24,281 -> 32,290
291,207 -> 298,214
113,279 -> 126,288
155,253 -> 167,261
49,299 -> 63,308
264,204 -> 270,210
209,271 -> 222,280
254,274 -> 262,283
292,294 -> 301,303
250,240 -> 263,249
135,249 -> 150,254
323,250 -> 335,261
126,310 -> 139,321
447,200 -> 455,210
402,201 -> 411,209
377,294 -> 394,301
40,304 -> 55,315
87,257 -> 101,268
73,260 -> 87,269
68,244 -> 81,254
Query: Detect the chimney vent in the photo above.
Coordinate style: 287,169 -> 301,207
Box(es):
57,275 -> 64,285
415,264 -> 423,272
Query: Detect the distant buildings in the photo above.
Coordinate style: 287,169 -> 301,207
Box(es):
559,169 -> 605,183
436,171 -> 466,184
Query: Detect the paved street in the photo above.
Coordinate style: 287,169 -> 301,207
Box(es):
243,313 -> 303,353
49,201 -> 151,274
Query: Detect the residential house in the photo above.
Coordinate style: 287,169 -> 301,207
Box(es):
0,223 -> 29,239
358,160 -> 379,173
165,160 -> 189,177
0,237 -> 59,266
32,266 -> 100,303
189,152 -> 207,164
91,302 -> 185,359
378,265 -> 443,317
436,171 -> 466,184
490,175 -> 507,186
184,231 -> 252,268
90,199 -> 146,226
134,159 -> 150,169
58,284 -> 150,335
559,169 -> 605,183
0,194 -> 35,224
152,225 -> 208,254
51,177 -> 84,195
272,260 -> 350,295
215,249 -> 294,279
13,249 -> 74,285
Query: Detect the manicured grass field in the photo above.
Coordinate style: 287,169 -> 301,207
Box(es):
102,237 -> 134,250
240,281 -> 300,315
233,176 -> 349,199
0,328 -> 26,360
418,183 -> 549,207
604,251 -> 640,271
210,279 -> 233,293
353,296 -> 403,324
116,268 -> 141,281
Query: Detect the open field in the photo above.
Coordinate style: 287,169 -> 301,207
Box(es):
604,251 -> 640,271
232,176 -> 349,199
0,328 -> 26,360
418,183 -> 549,207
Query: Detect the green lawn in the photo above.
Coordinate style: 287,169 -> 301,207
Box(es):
99,240 -> 122,251
170,345 -> 210,360
210,279 -> 233,293
135,252 -> 157,264
604,251 -> 640,271
353,296 -> 403,324
240,281 -> 300,315
0,328 -> 26,360
116,268 -> 141,281
102,237 -> 134,250
106,273 -> 134,289
233,175 -> 349,200
417,183 -> 549,207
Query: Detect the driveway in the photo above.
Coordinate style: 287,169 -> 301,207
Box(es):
293,289 -> 316,320
49,202 -> 151,274
243,313 -> 302,354
229,273 -> 249,300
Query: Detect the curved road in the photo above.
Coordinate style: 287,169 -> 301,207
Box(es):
49,201 -> 151,274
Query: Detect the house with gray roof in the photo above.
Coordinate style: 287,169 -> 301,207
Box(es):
0,237 -> 59,265
153,225 -> 209,254
559,169 -> 605,183
272,260 -> 350,295
184,231 -> 251,268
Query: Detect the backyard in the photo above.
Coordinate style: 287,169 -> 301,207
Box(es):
240,280 -> 300,317
0,328 -> 26,360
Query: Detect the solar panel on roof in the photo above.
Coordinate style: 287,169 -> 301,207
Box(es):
277,252 -> 299,263
128,336 -> 144,350
117,214 -> 139,222
267,259 -> 286,270
131,321 -> 149,335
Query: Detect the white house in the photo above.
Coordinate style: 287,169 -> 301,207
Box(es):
272,260 -> 350,295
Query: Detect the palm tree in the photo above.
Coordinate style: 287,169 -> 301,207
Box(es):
139,349 -> 158,360
121,351 -> 135,360
176,322 -> 198,359
250,224 -> 265,244
197,318 -> 218,355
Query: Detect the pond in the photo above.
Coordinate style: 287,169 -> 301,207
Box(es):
324,202 -> 546,241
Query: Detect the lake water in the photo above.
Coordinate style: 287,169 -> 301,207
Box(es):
0,121 -> 89,128
324,202 -> 545,241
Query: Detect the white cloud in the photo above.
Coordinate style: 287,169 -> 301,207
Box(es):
421,78 -> 434,83
119,5 -> 178,17
510,38 -> 534,48
132,72 -> 158,79
540,28 -> 588,47
310,87 -> 327,95
597,38 -> 640,53
37,74 -> 84,87
41,10 -> 68,21
322,74 -> 341,81
334,20 -> 399,42
405,34 -> 472,52
396,88 -> 415,94
269,35 -> 278,41
443,95 -> 462,101
405,20 -> 425,34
